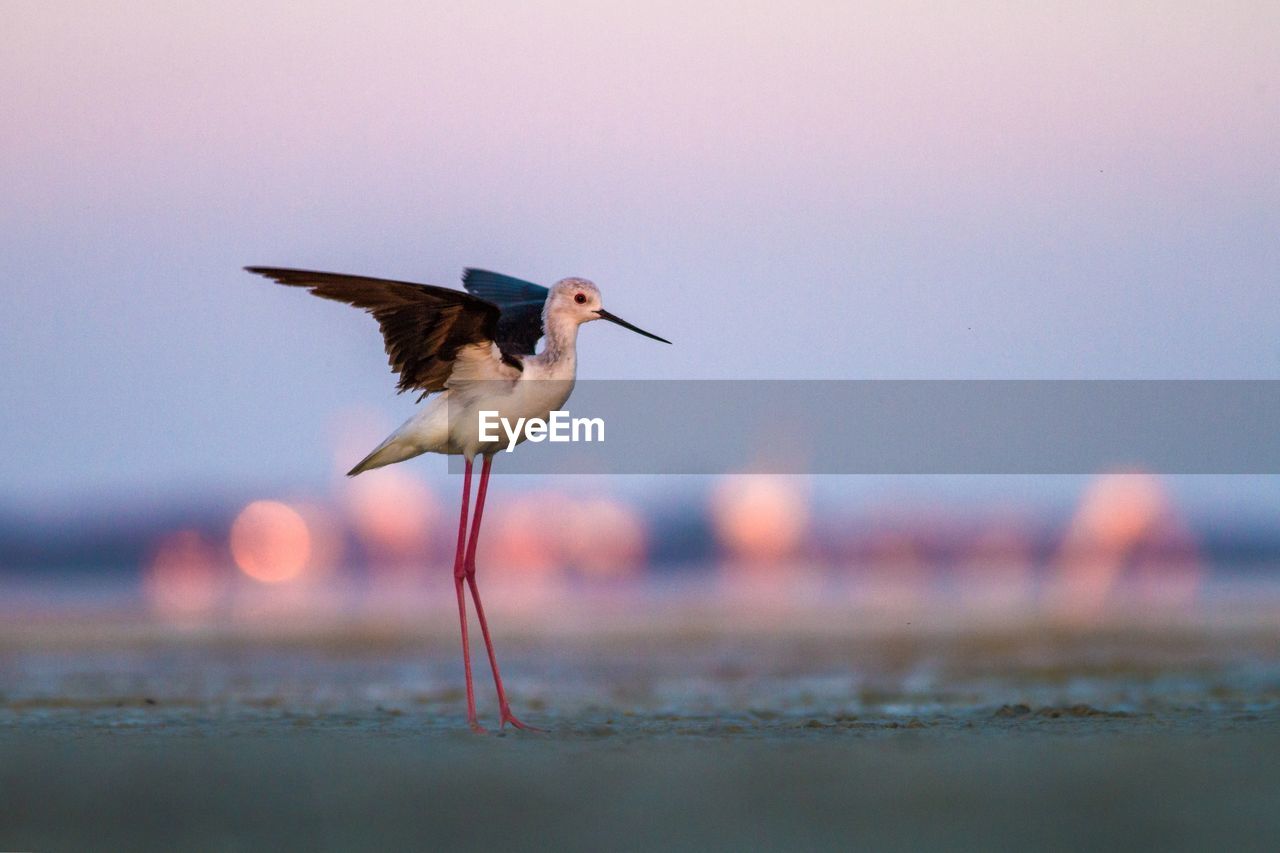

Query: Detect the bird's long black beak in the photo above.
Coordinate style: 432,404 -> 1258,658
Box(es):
596,309 -> 671,344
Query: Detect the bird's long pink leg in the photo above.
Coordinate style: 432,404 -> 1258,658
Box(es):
453,458 -> 486,733
464,454 -> 543,732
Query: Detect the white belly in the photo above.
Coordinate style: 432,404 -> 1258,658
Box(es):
448,376 -> 576,457
382,375 -> 575,462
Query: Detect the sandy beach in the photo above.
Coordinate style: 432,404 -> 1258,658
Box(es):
3,579 -> 1279,850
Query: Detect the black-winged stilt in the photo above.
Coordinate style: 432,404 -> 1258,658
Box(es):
246,266 -> 669,731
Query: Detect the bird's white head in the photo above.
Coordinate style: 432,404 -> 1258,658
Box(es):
545,277 -> 671,343
547,277 -> 604,324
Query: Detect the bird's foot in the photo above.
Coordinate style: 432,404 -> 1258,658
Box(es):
467,718 -> 490,735
500,707 -> 546,733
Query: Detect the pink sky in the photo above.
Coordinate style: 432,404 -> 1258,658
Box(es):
5,2 -> 1275,214
2,1 -> 1277,500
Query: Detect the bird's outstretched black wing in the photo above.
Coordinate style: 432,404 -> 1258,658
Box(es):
462,269 -> 549,355
247,267 -> 508,395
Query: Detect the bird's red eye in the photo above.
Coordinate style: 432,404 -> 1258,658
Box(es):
574,293 -> 587,304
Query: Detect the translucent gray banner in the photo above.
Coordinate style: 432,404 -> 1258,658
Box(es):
444,380 -> 1280,474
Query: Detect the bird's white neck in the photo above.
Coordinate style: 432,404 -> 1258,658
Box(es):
528,313 -> 579,378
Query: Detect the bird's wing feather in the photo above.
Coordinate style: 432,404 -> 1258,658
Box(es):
246,267 -> 514,395
462,269 -> 549,355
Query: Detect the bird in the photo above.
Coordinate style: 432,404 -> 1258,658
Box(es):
245,266 -> 670,732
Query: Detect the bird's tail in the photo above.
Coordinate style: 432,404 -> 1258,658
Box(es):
346,434 -> 423,476
347,395 -> 450,476
346,451 -> 382,477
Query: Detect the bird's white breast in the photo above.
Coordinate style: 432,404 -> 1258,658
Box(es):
398,354 -> 576,459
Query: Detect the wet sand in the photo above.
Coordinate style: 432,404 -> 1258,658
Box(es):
3,584 -> 1280,849
5,730 -> 1280,851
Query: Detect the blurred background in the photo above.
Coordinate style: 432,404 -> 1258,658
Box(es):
2,1 -> 1279,642
7,8 -> 1280,848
